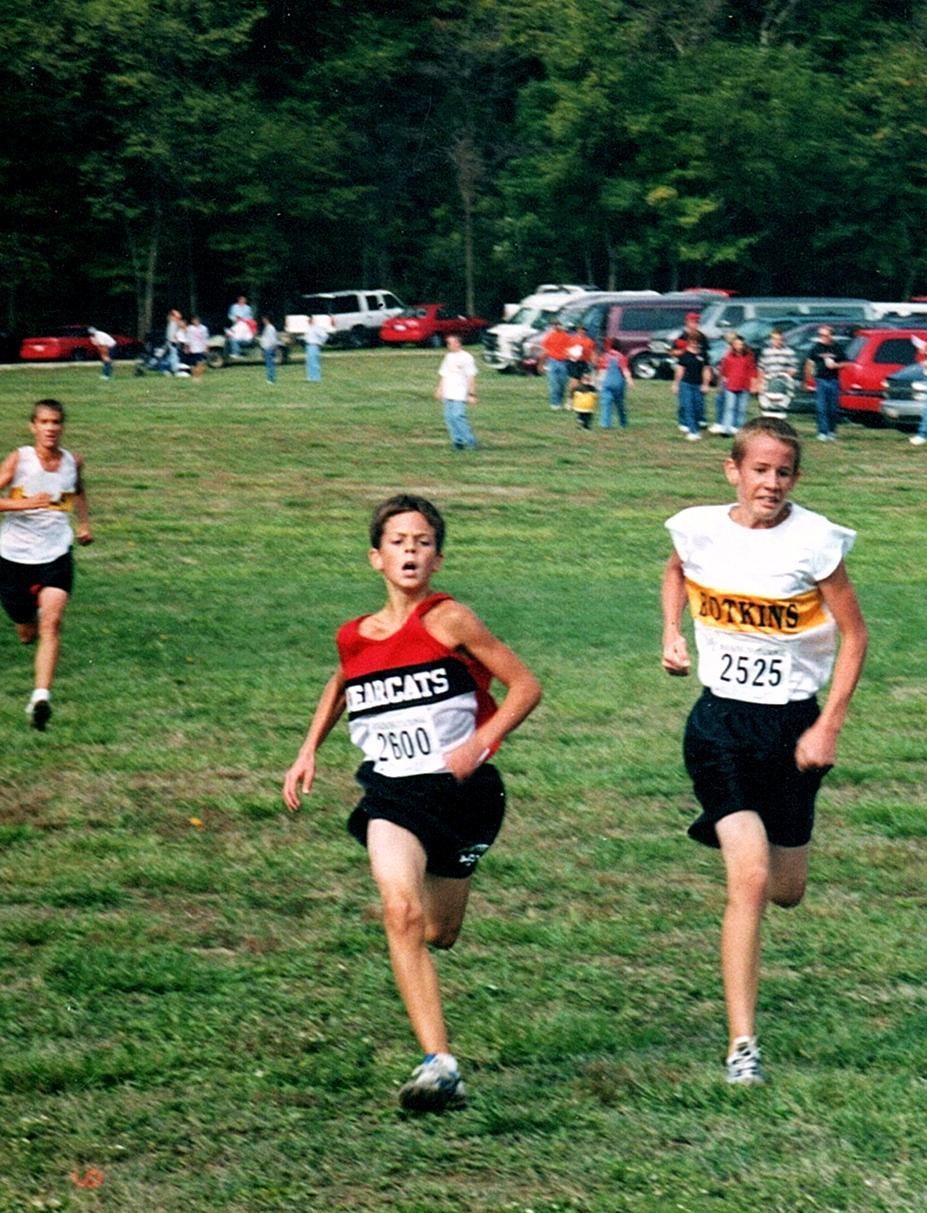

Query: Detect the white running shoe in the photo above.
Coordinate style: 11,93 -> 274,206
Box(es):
708,423 -> 725,434
398,1053 -> 467,1112
909,435 -> 926,446
726,1036 -> 764,1085
685,432 -> 702,442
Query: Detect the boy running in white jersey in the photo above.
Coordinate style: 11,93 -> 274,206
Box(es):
0,400 -> 93,729
660,417 -> 867,1084
283,495 -> 541,1111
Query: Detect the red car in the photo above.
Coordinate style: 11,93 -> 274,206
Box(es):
836,327 -> 927,420
379,304 -> 488,348
19,326 -> 141,362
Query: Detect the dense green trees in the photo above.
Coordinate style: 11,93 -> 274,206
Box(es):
2,0 -> 926,334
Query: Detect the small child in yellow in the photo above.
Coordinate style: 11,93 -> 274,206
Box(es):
570,375 -> 597,429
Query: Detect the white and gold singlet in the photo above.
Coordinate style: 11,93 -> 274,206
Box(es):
666,503 -> 856,704
1,446 -> 79,565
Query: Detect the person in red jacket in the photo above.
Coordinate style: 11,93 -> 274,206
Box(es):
718,334 -> 757,436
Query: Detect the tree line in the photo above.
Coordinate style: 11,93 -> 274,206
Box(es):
2,0 -> 926,337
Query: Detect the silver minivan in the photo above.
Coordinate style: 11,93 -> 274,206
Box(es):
697,297 -> 874,339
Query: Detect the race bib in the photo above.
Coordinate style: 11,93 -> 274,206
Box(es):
701,635 -> 792,705
370,711 -> 445,777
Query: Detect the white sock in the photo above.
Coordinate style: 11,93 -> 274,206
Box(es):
30,688 -> 50,705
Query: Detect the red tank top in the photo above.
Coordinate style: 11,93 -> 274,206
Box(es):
337,593 -> 497,776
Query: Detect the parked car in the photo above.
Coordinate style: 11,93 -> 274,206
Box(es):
696,297 -> 874,340
285,289 -> 405,348
881,361 -> 927,428
837,327 -> 927,421
380,304 -> 488,347
19,326 -> 141,362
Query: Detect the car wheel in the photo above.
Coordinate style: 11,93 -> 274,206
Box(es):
71,348 -> 88,362
427,333 -> 443,349
206,350 -> 226,369
630,353 -> 661,380
347,326 -> 369,349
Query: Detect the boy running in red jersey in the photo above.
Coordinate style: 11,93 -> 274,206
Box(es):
283,494 -> 541,1111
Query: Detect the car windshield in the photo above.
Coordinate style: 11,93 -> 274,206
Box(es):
509,306 -> 542,325
399,308 -> 429,319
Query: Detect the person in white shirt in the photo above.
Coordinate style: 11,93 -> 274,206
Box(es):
88,327 -> 116,380
0,399 -> 93,729
260,316 -> 279,385
661,416 -> 867,1087
434,335 -> 478,450
304,318 -> 329,382
184,316 -> 209,380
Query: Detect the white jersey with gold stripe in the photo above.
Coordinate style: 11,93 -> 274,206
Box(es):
1,446 -> 78,564
666,502 -> 855,703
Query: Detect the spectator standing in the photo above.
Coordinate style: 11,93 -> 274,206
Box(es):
565,325 -> 596,391
718,335 -> 757,435
673,336 -> 712,441
596,339 -> 633,429
539,319 -> 571,410
674,312 -> 711,430
758,328 -> 799,388
88,328 -> 116,380
570,375 -> 597,430
304,318 -> 329,382
260,316 -> 279,386
804,325 -> 848,441
435,335 -> 478,450
165,309 -> 184,375
185,316 -> 210,381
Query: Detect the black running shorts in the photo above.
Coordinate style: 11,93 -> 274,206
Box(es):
348,761 -> 506,879
683,689 -> 827,849
0,549 -> 74,624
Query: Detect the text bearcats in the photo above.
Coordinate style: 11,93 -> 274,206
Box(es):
698,592 -> 800,631
346,667 -> 451,714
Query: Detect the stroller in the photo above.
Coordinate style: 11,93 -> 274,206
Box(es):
758,373 -> 795,418
134,332 -> 190,377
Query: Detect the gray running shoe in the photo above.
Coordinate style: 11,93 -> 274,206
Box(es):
726,1036 -> 764,1085
398,1054 -> 467,1112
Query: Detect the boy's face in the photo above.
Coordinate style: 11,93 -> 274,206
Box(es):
369,511 -> 443,590
30,407 -> 64,450
725,435 -> 799,527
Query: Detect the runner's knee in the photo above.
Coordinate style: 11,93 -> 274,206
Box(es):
380,890 -> 426,942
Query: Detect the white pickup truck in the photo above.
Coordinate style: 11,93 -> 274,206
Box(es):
285,289 -> 405,348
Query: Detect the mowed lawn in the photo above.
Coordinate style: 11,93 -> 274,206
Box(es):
0,351 -> 924,1213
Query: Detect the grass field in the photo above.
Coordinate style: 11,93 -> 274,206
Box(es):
1,352 -> 925,1213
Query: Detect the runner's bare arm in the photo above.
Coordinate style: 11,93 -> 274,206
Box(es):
661,551 -> 691,675
282,669 -> 347,810
427,600 -> 541,781
795,560 -> 868,771
73,455 -> 93,544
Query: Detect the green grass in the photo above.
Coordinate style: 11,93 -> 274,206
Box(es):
0,352 -> 925,1212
